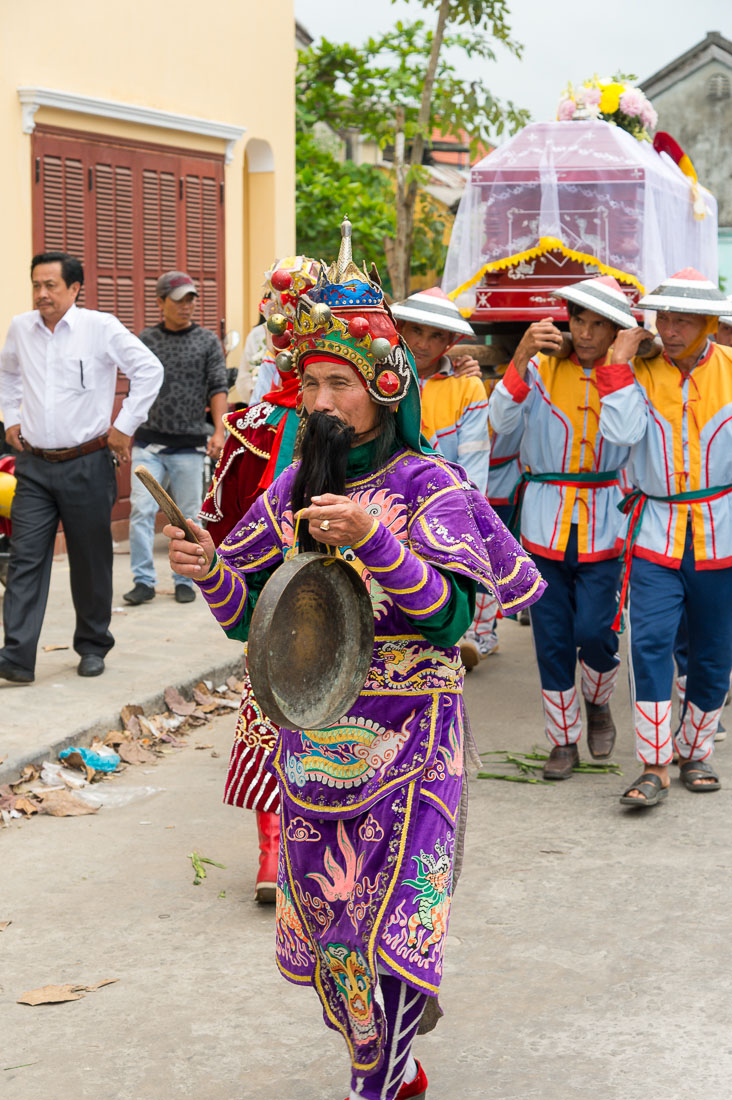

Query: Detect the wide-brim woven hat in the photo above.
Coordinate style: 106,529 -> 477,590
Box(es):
639,268 -> 730,315
719,295 -> 732,326
391,287 -> 475,337
553,276 -> 638,329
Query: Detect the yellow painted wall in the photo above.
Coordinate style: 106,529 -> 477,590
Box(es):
0,0 -> 295,338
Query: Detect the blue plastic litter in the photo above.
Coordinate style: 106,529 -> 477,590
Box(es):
59,746 -> 120,772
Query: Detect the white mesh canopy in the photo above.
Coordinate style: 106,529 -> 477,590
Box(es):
443,121 -> 718,312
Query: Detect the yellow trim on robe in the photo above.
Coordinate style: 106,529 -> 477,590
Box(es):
631,347 -> 732,565
534,351 -> 615,558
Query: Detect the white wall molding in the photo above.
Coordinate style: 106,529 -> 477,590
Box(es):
17,86 -> 246,164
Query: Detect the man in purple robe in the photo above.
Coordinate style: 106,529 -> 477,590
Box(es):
165,219 -> 545,1100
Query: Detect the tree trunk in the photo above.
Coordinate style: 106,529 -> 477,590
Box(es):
388,106 -> 409,300
390,0 -> 450,299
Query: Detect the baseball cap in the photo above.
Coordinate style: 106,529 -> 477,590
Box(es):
156,271 -> 198,300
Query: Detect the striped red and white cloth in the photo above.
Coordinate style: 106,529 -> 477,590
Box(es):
223,672 -> 280,813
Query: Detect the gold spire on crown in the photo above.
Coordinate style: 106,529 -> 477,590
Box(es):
327,216 -> 365,284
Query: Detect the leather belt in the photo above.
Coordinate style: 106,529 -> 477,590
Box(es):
22,433 -> 109,463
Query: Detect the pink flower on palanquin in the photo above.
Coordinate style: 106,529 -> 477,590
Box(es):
582,86 -> 602,107
349,488 -> 407,538
640,102 -> 658,130
618,89 -> 645,120
557,98 -> 576,121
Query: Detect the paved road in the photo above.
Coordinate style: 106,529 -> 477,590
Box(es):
2,618 -> 730,1099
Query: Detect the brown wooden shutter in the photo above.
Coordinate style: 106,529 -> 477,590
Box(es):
94,161 -> 136,329
32,128 -> 226,537
141,164 -> 179,327
183,160 -> 224,336
32,128 -> 225,336
34,147 -> 87,304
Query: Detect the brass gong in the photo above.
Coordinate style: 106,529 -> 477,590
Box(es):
247,552 -> 374,729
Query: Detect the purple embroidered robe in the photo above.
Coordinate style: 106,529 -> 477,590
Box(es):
197,448 -> 545,1075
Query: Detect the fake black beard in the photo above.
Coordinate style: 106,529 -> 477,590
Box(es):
291,412 -> 356,552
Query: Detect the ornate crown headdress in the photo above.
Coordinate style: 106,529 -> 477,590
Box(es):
267,217 -> 412,406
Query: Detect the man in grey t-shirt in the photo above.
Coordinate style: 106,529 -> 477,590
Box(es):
124,271 -> 228,606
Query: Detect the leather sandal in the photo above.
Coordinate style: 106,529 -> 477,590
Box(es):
679,759 -> 721,792
619,772 -> 669,807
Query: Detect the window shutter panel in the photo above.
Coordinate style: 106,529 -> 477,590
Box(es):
184,168 -> 223,334
41,154 -> 85,257
95,163 -> 135,329
142,169 -> 179,325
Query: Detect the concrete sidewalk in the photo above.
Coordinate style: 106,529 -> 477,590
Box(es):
0,535 -> 243,785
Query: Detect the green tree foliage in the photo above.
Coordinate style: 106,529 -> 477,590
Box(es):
296,1 -> 529,297
297,17 -> 527,155
295,132 -> 448,296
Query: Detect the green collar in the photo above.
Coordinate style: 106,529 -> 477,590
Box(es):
346,436 -> 397,477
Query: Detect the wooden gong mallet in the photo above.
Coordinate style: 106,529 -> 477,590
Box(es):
133,466 -> 202,545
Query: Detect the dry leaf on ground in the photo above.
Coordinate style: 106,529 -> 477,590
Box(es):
137,715 -> 163,738
13,796 -> 40,816
0,920 -> 11,931
59,751 -> 96,782
103,729 -> 129,747
117,741 -> 157,766
157,733 -> 185,747
42,644 -> 70,652
37,790 -> 98,817
195,744 -> 214,750
84,978 -> 119,993
18,978 -> 118,1006
0,784 -> 16,811
121,704 -> 144,731
164,686 -> 197,717
12,764 -> 41,789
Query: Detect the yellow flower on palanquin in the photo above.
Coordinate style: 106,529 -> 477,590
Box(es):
600,83 -> 624,114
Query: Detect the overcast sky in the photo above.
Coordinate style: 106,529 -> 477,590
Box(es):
295,0 -> 730,127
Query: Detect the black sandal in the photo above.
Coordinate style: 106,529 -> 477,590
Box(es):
619,772 -> 669,808
679,759 -> 721,792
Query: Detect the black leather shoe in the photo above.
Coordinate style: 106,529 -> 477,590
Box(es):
0,657 -> 34,684
174,584 -> 196,604
123,582 -> 156,605
542,743 -> 579,780
78,654 -> 105,677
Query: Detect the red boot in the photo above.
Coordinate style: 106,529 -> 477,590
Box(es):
254,810 -> 279,905
397,1061 -> 428,1099
343,1061 -> 428,1100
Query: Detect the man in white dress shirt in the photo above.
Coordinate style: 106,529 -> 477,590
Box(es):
0,252 -> 163,682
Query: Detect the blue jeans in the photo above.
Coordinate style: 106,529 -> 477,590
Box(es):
129,445 -> 204,588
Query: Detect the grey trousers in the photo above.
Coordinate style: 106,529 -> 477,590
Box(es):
1,448 -> 117,673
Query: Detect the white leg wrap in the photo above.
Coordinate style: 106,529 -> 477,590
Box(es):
580,661 -> 619,707
542,688 -> 582,746
472,590 -> 499,638
675,699 -> 722,762
634,700 -> 673,766
676,674 -> 687,708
